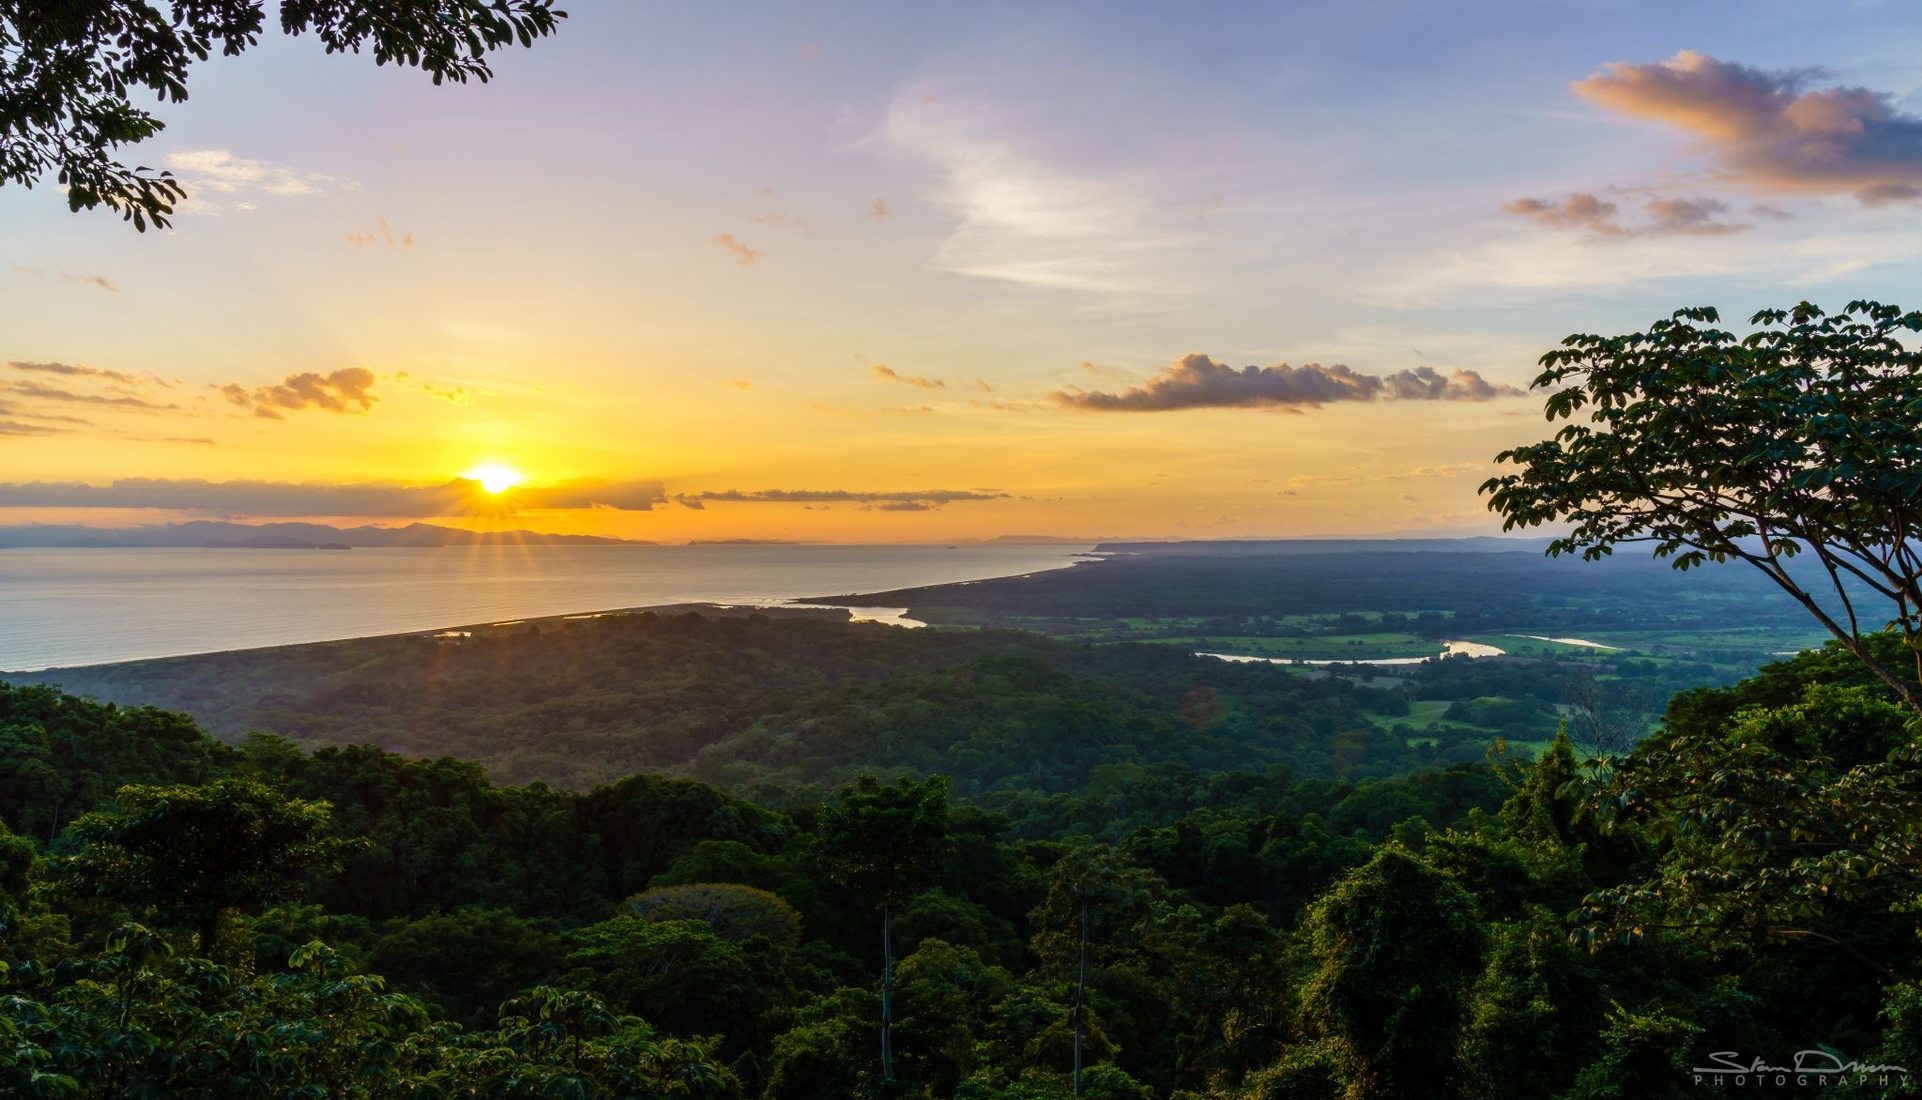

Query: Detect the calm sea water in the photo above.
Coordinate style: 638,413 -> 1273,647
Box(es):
0,544 -> 1094,671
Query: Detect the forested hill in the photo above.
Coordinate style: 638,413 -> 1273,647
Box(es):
6,612 -> 1418,794
811,543 -> 1812,627
7,639 -> 1922,1097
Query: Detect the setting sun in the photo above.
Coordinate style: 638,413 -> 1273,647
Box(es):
463,463 -> 525,495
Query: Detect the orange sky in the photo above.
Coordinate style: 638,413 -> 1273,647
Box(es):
8,8 -> 1922,541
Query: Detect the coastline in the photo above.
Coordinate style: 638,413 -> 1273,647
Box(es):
0,543 -> 1096,673
0,601 -> 893,677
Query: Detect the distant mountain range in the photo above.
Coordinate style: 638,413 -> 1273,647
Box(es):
0,521 -> 643,549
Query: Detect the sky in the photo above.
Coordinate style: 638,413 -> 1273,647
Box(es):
8,0 -> 1922,542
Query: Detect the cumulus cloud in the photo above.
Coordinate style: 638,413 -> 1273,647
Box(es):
1574,50 -> 1922,204
0,477 -> 667,516
713,233 -> 759,266
1051,354 -> 1520,412
1503,192 -> 1748,236
219,368 -> 377,419
873,365 -> 945,389
676,488 -> 1007,507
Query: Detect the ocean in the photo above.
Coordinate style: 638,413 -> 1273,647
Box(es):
0,543 -> 1095,671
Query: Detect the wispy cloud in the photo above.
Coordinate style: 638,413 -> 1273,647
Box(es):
421,383 -> 472,405
0,420 -> 68,436
1575,51 -> 1922,204
1052,354 -> 1520,411
12,266 -> 119,292
165,149 -> 354,211
346,216 -> 414,247
750,210 -> 813,235
675,488 -> 1007,508
877,88 -> 1174,292
5,382 -> 179,411
218,368 -> 377,420
873,364 -> 945,389
0,477 -> 668,515
1503,192 -> 1749,236
713,233 -> 759,266
9,360 -> 139,385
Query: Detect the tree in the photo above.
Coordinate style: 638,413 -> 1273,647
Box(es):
627,882 -> 803,947
1482,301 -> 1922,716
1030,845 -> 1169,1094
813,774 -> 953,1083
1299,846 -> 1485,1100
55,777 -> 356,955
1,0 -> 565,230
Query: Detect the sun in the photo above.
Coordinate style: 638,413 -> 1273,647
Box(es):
463,462 -> 525,495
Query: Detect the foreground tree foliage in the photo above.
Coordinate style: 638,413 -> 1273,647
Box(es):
7,646 -> 1922,1099
1484,301 -> 1922,715
0,0 -> 565,228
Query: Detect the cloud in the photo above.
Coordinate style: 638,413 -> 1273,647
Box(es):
0,477 -> 668,515
6,382 -> 178,410
873,365 -> 945,389
1573,50 -> 1922,204
510,479 -> 669,511
421,382 -> 472,405
1645,196 -> 1745,233
9,360 -> 138,385
870,197 -> 892,219
219,368 -> 377,419
166,149 -> 352,200
724,379 -> 752,391
750,211 -> 813,235
345,216 -> 414,247
676,488 -> 1007,507
12,267 -> 119,292
0,420 -> 67,436
1503,192 -> 1748,236
713,233 -> 759,266
1050,353 -> 1520,411
877,89 -> 1172,292
1382,366 -> 1518,400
